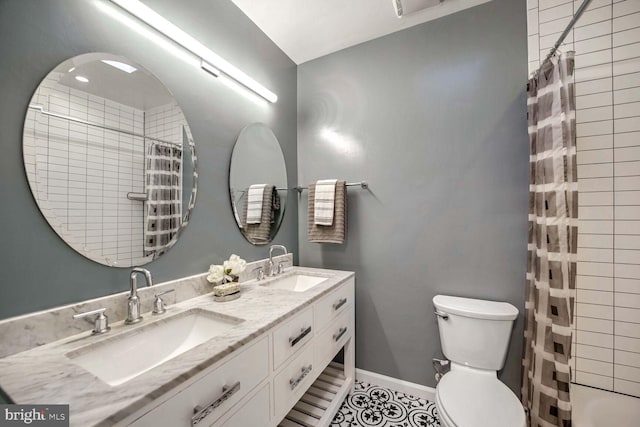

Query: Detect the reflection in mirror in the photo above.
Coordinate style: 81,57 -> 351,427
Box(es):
229,123 -> 287,245
23,53 -> 198,267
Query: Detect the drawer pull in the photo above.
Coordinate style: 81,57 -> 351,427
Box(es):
289,326 -> 312,347
289,364 -> 313,390
191,381 -> 241,426
333,298 -> 348,311
333,326 -> 348,342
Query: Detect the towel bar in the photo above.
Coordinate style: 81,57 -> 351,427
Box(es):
232,186 -> 289,194
295,181 -> 368,193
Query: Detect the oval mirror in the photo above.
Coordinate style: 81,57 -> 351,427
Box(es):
229,123 -> 287,245
23,53 -> 198,267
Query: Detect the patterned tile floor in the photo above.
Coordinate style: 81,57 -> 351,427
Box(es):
330,380 -> 441,427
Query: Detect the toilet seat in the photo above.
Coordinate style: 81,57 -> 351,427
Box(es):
435,370 -> 526,427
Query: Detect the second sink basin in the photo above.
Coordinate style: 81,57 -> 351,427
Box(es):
262,273 -> 328,292
67,308 -> 243,386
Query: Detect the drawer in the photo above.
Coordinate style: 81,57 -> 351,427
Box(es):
217,384 -> 270,427
314,309 -> 352,370
273,306 -> 314,370
314,279 -> 354,333
128,336 -> 269,427
274,341 -> 316,421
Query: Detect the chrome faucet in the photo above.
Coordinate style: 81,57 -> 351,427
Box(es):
268,245 -> 288,277
126,267 -> 154,324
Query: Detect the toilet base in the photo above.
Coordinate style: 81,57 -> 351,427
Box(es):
434,369 -> 526,427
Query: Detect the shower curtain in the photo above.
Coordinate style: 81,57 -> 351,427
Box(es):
144,142 -> 182,259
522,52 -> 578,427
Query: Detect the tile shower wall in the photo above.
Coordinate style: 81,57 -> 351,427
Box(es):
145,103 -> 187,143
527,0 -> 640,397
23,72 -> 149,267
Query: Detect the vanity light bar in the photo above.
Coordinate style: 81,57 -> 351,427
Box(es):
108,0 -> 278,103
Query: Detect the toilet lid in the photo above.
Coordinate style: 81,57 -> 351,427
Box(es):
436,371 -> 526,427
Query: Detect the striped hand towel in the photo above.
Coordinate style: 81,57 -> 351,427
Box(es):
314,179 -> 338,226
246,184 -> 267,224
308,181 -> 346,244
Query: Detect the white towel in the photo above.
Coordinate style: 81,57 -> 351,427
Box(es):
246,184 -> 267,224
314,179 -> 338,226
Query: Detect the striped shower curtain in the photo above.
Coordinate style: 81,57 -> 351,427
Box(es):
144,142 -> 182,259
522,52 -> 578,427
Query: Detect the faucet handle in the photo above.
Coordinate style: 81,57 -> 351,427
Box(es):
252,266 -> 265,281
73,308 -> 110,335
152,289 -> 175,315
277,260 -> 290,275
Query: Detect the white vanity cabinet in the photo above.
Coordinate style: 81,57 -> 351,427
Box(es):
127,336 -> 270,427
218,384 -> 271,427
123,277 -> 355,427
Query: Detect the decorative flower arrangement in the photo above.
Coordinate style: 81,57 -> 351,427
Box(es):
207,254 -> 247,285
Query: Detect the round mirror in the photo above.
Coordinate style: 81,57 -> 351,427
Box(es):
229,123 -> 287,245
23,53 -> 198,267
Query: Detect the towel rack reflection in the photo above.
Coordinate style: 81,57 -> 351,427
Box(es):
232,187 -> 290,195
295,181 -> 368,193
28,104 -> 182,149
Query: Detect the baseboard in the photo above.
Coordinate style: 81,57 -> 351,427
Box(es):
355,368 -> 436,402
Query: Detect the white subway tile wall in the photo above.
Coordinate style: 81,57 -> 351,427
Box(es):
145,103 -> 187,144
528,0 -> 640,397
23,73 -> 185,267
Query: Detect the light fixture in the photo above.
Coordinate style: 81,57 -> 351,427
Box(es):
75,76 -> 89,83
68,66 -> 76,72
392,0 -> 444,18
108,0 -> 278,103
101,59 -> 138,73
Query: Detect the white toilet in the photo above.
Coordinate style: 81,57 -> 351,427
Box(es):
433,295 -> 526,427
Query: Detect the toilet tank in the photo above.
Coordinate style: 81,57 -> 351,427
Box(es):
433,295 -> 519,371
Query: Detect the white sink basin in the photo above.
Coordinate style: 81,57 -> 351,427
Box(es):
67,309 -> 243,386
262,273 -> 328,292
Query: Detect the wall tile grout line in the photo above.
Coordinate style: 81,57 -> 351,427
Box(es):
575,340 -> 640,352
575,357 -> 640,372
574,371 -> 640,385
609,0 -> 617,389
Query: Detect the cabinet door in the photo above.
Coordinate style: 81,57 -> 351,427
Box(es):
273,342 -> 316,421
217,384 -> 270,427
272,306 -> 314,370
314,309 -> 353,370
128,336 -> 269,427
314,279 -> 354,333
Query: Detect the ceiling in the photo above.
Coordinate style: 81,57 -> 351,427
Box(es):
230,0 -> 492,64
56,53 -> 175,111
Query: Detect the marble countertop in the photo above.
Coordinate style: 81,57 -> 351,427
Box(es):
0,266 -> 354,427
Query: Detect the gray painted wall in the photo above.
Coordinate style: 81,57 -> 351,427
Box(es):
0,0 -> 298,319
297,0 -> 528,393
